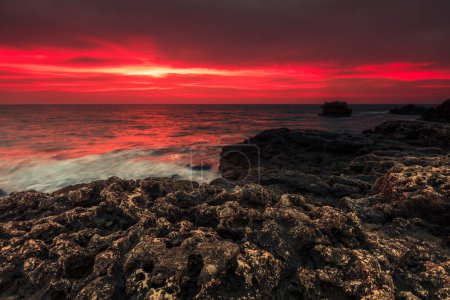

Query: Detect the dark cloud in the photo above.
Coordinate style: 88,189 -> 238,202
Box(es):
1,0 -> 450,66
67,57 -> 121,65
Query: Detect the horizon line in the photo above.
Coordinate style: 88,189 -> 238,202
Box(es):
0,103 -> 440,106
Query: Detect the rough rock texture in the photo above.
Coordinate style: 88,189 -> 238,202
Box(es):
342,161 -> 450,225
319,101 -> 352,117
220,121 -> 449,196
367,121 -> 450,148
389,105 -> 428,115
1,121 -> 449,299
422,99 -> 450,123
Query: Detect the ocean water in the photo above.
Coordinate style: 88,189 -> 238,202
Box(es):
0,104 -> 420,193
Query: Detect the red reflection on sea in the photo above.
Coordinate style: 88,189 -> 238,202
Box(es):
0,105 -> 418,192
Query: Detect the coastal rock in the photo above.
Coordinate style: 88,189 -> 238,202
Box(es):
1,176 -> 449,299
319,101 -> 352,117
389,104 -> 428,115
422,99 -> 450,123
186,163 -> 213,171
341,156 -> 450,225
220,122 -> 447,198
170,173 -> 182,180
371,161 -> 449,225
1,120 -> 449,299
367,120 -> 450,148
0,189 -> 6,197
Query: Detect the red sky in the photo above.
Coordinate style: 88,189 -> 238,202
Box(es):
1,0 -> 450,104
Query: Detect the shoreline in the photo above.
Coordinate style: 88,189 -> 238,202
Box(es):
0,120 -> 449,299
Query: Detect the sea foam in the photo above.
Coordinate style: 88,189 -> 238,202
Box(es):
0,149 -> 217,193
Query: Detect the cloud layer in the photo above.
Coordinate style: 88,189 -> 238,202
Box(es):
1,0 -> 450,103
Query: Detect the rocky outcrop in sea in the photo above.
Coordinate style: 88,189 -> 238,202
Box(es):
319,101 -> 352,117
1,120 -> 449,299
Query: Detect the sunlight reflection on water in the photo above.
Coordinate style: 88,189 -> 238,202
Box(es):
0,104 -> 419,193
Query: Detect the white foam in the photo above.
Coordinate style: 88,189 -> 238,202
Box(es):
0,149 -> 217,193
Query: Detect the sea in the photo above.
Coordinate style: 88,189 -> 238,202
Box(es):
0,104 -> 422,193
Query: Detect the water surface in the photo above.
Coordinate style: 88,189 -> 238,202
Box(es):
0,104 -> 419,192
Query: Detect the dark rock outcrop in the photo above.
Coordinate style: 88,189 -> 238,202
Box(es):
367,120 -> 450,148
0,189 -> 6,197
422,99 -> 450,123
1,120 -> 449,299
389,104 -> 428,115
220,122 -> 448,197
319,101 -> 352,117
186,163 -> 213,171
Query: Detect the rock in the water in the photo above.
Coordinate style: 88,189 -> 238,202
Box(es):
186,163 -> 213,171
422,99 -> 450,123
389,104 -> 428,115
319,101 -> 352,116
170,173 -> 182,180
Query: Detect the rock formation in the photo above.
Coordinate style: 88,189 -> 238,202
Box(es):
319,101 -> 352,117
185,163 -> 213,171
1,120 -> 449,299
367,120 -> 450,148
422,99 -> 450,123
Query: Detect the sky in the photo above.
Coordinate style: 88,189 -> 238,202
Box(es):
1,0 -> 450,104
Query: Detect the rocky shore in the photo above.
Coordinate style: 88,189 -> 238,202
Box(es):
1,120 -> 449,299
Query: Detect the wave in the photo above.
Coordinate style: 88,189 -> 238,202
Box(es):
0,149 -> 218,193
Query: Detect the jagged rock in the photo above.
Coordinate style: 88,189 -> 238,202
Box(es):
341,156 -> 450,224
319,101 -> 352,117
389,104 -> 428,115
367,120 -> 450,148
220,122 -> 446,199
422,99 -> 450,123
1,120 -> 449,299
370,161 -> 449,225
1,178 -> 449,299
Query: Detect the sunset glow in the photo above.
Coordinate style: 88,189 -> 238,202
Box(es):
2,44 -> 449,104
1,0 -> 450,103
